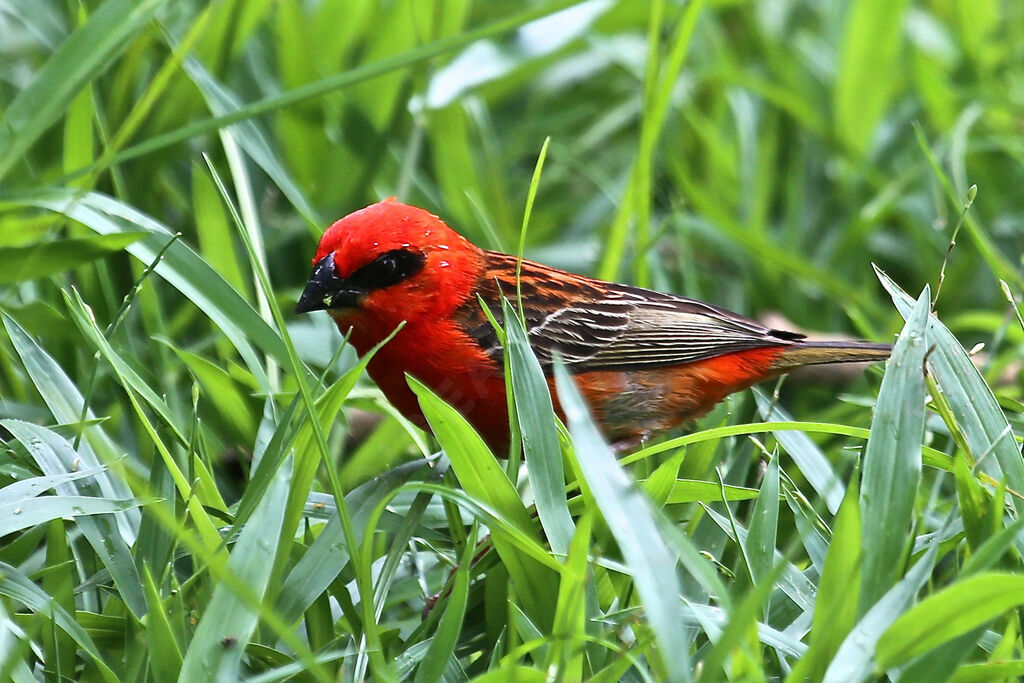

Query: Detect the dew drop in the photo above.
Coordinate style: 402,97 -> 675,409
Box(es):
12,508 -> 21,515
438,244 -> 450,250
439,261 -> 450,268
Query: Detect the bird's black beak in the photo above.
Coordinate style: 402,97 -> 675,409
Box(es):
295,254 -> 364,314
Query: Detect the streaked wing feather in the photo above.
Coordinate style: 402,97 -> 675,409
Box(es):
459,252 -> 802,374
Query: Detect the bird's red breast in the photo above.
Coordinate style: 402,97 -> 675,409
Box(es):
296,199 -> 891,454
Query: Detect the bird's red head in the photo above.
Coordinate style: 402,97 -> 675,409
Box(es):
296,199 -> 483,331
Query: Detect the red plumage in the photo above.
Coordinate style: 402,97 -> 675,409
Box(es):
297,199 -> 891,453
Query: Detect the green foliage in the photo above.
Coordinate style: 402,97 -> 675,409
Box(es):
1,0 -> 1023,679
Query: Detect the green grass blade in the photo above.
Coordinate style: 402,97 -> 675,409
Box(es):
2,419 -> 147,619
2,313 -> 135,508
0,233 -> 143,284
9,189 -> 284,389
61,0 -> 586,181
859,287 -> 929,610
412,522 -> 476,683
0,465 -> 108,505
700,505 -> 816,613
0,561 -> 118,682
411,376 -> 559,631
745,452 -> 780,590
182,57 -> 319,229
876,266 -> 1024,516
875,573 -> 1024,670
823,536 -> 941,682
0,493 -> 141,536
0,0 -> 166,183
141,564 -> 183,683
834,0 -> 911,155
545,514 -> 591,679
553,360 -> 690,683
178,452 -> 292,680
790,475 -> 861,682
503,298 -> 574,556
754,389 -> 845,514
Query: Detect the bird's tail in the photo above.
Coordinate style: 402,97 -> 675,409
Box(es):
769,340 -> 892,371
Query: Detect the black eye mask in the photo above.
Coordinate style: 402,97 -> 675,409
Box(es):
347,249 -> 425,291
295,248 -> 425,313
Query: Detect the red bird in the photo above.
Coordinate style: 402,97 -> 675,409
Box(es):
296,199 -> 891,453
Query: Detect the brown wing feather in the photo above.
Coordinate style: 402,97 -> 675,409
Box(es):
453,252 -> 803,374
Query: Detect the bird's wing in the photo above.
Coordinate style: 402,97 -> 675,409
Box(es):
456,253 -> 803,374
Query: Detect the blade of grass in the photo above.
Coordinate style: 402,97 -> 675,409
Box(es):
823,529 -> 942,682
203,159 -> 386,680
597,0 -> 706,282
875,573 -> 1024,670
754,388 -> 845,514
553,359 -> 690,683
0,233 -> 144,284
61,289 -> 224,553
834,0 -> 911,155
8,189 -> 283,389
545,513 -> 591,679
504,297 -> 574,556
913,125 -> 1022,289
276,463 -> 431,623
410,376 -> 559,630
178,448 -> 290,680
788,473 -> 861,682
859,287 -> 929,610
745,451 -> 780,593
50,0 -> 587,184
141,564 -> 183,683
2,313 -> 136,513
0,561 -> 118,682
0,0 -> 167,182
876,266 -> 1024,517
412,522 -> 478,683
1,419 -> 147,619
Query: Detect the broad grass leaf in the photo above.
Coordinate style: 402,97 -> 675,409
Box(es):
553,360 -> 691,683
745,453 -> 780,589
790,475 -> 861,682
411,376 -> 559,631
504,298 -> 574,556
178,453 -> 291,679
860,287 -> 928,610
276,462 -> 428,622
875,573 -> 1024,670
0,494 -> 141,536
11,188 -> 290,389
412,522 -> 476,683
823,536 -> 941,682
876,266 -> 1024,517
0,233 -> 144,284
834,0 -> 911,155
0,561 -> 118,682
754,388 -> 845,514
141,564 -> 183,683
1,419 -> 146,619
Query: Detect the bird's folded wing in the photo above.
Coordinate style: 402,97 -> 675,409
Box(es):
460,253 -> 803,374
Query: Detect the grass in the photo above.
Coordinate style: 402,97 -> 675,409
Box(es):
1,0 -> 1024,680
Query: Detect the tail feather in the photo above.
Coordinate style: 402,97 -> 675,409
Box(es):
770,340 -> 892,371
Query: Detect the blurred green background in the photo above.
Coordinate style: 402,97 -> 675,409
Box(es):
1,0 -> 1023,680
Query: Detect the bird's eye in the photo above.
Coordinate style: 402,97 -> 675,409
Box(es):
349,249 -> 424,290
